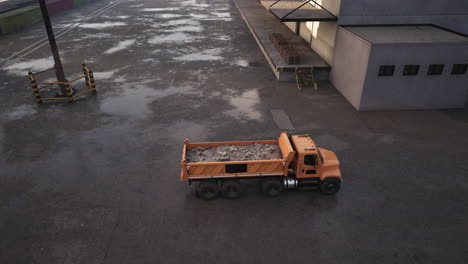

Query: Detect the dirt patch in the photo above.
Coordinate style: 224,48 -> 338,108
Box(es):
186,143 -> 282,162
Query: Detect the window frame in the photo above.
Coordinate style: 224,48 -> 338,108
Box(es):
451,64 -> 468,75
427,64 -> 444,75
378,65 -> 395,76
402,65 -> 420,76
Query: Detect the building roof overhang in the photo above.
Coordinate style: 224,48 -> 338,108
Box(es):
263,0 -> 337,22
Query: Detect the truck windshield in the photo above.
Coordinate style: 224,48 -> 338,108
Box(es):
317,149 -> 324,164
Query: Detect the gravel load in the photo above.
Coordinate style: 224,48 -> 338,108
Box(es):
186,143 -> 282,163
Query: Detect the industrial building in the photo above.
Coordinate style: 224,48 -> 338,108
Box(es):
331,26 -> 468,110
236,0 -> 468,110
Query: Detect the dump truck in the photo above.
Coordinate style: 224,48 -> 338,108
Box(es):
181,132 -> 342,200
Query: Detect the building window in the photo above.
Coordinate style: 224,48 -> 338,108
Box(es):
427,64 -> 444,75
403,65 -> 419,76
378,65 -> 395,76
451,64 -> 468,75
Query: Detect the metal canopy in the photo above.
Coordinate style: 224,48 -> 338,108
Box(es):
264,0 -> 337,22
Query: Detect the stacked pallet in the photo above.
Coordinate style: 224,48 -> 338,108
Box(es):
269,32 -> 288,48
268,32 -> 301,65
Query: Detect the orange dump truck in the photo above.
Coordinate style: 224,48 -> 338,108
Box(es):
181,132 -> 342,200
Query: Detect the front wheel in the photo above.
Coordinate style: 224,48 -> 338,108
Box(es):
320,177 -> 341,195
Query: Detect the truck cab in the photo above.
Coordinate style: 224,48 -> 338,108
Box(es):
287,135 -> 342,193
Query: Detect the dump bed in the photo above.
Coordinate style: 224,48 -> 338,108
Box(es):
180,132 -> 295,181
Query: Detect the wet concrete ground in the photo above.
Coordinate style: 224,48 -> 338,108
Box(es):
1,0 -> 468,263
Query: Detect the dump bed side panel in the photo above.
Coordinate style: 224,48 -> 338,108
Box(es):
184,160 -> 286,180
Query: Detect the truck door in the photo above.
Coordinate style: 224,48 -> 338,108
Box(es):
298,154 -> 318,178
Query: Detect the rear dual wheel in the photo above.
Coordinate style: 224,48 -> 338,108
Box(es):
196,179 -> 242,200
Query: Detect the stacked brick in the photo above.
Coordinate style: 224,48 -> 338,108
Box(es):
269,32 -> 301,65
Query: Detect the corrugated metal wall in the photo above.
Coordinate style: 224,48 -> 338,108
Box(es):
360,43 -> 468,110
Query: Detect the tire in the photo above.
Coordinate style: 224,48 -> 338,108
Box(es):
261,177 -> 283,197
196,180 -> 219,200
320,177 -> 341,195
221,179 -> 241,199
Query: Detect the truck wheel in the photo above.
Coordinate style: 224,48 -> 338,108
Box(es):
320,178 -> 341,195
196,180 -> 219,200
221,179 -> 241,199
261,177 -> 283,197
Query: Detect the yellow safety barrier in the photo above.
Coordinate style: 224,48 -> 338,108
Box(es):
28,63 -> 97,104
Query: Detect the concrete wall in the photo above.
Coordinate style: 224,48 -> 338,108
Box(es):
297,21 -> 337,65
284,22 -> 297,33
299,22 -> 312,43
309,21 -> 337,65
310,0 -> 341,16
330,27 -> 371,109
360,43 -> 468,110
338,0 -> 468,34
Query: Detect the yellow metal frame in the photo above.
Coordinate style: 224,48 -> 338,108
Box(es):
28,64 -> 97,104
295,67 -> 318,91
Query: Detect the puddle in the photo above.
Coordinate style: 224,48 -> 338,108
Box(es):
157,14 -> 184,19
162,25 -> 203,33
100,85 -> 195,117
116,15 -> 130,19
141,8 -> 179,11
173,48 -> 223,61
235,59 -> 249,67
85,33 -> 112,38
142,58 -> 158,63
148,33 -> 195,44
213,35 -> 231,41
224,90 -> 262,121
190,13 -> 232,21
180,0 -> 210,8
211,12 -> 231,18
79,22 -> 127,29
92,70 -> 118,79
54,23 -> 80,29
162,19 -> 200,26
128,4 -> 144,7
3,104 -> 37,121
3,57 -> 55,76
104,40 -> 137,54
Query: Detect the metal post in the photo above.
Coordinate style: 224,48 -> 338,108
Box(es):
88,71 -> 97,93
30,74 -> 43,104
38,0 -> 67,95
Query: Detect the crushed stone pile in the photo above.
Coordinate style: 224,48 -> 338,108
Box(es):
186,143 -> 282,163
